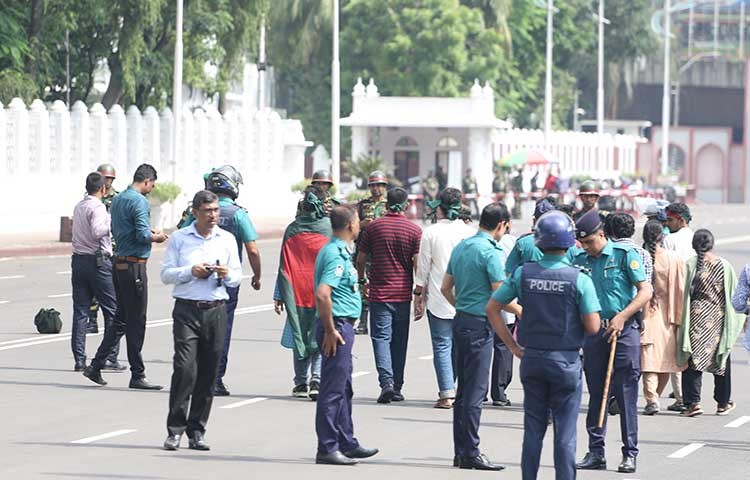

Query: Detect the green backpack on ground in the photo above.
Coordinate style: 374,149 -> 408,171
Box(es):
34,308 -> 62,334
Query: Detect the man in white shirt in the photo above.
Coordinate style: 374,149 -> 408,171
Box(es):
160,190 -> 242,452
662,202 -> 694,413
414,188 -> 476,408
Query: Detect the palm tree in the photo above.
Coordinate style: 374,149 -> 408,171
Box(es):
268,0 -> 332,66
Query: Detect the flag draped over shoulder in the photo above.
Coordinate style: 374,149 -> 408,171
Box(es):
276,214 -> 332,359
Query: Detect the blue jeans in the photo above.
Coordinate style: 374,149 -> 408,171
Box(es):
293,351 -> 322,386
370,301 -> 411,391
216,285 -> 239,382
70,254 -> 119,364
427,310 -> 456,398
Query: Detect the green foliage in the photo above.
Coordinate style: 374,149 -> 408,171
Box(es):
291,178 -> 337,196
0,70 -> 37,105
346,154 -> 387,190
149,182 -> 182,204
346,190 -> 370,202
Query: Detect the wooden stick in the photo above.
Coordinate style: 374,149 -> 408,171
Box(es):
598,331 -> 619,429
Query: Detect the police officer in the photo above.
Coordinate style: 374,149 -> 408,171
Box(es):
504,199 -> 556,276
203,165 -> 262,396
354,170 -> 388,335
441,203 -> 511,471
97,163 -> 119,211
314,205 -> 378,465
574,181 -> 600,221
462,168 -> 479,218
486,211 -> 602,480
297,170 -> 341,217
571,210 -> 652,474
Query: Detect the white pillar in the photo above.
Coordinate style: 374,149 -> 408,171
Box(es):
351,126 -> 368,165
70,100 -> 90,173
193,108 -> 209,173
180,107 -> 195,177
661,0 -> 671,176
28,99 -> 50,175
205,108 -> 225,167
143,106 -> 161,171
159,107 -> 174,183
331,0 -> 341,188
126,105 -> 143,173
468,128 -> 493,200
89,103 -> 108,172
6,98 -> 29,175
49,100 -> 71,174
224,110 -> 240,168
108,104 -> 128,179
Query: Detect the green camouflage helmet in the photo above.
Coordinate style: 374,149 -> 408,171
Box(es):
97,163 -> 116,178
312,170 -> 334,185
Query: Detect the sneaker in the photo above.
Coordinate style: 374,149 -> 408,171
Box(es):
309,381 -> 320,401
292,384 -> 308,398
667,401 -> 687,412
681,403 -> 703,417
643,402 -> 659,416
392,391 -> 405,402
717,401 -> 736,416
492,398 -> 511,407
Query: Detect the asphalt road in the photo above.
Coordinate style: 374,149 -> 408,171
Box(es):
1,205 -> 750,479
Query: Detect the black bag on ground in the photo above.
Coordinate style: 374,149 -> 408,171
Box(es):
34,308 -> 62,334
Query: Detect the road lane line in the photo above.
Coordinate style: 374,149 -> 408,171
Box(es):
71,429 -> 137,444
0,301 -> 10,305
56,270 -> 71,275
0,275 -> 24,280
219,397 -> 268,409
0,303 -> 275,351
725,416 -> 750,428
716,235 -> 750,247
352,371 -> 371,378
47,293 -> 72,298
667,443 -> 704,459
418,354 -> 433,360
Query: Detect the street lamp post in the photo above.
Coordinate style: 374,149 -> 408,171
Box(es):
544,0 -> 554,139
173,0 -> 184,185
331,0 -> 341,188
596,0 -> 607,166
660,0 -> 671,176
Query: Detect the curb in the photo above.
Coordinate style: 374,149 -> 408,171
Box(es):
0,227 -> 287,259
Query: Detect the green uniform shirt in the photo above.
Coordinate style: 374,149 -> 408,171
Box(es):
314,237 -> 362,319
504,234 -> 542,275
570,241 -> 646,320
446,230 -> 506,317
296,191 -> 341,218
357,196 -> 387,222
493,254 -> 601,315
102,187 -> 119,212
462,176 -> 478,194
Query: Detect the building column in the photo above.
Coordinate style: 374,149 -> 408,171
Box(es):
351,126 -> 368,164
468,127 -> 493,203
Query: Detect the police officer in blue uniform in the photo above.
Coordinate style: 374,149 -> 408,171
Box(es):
504,199 -> 555,275
313,205 -> 378,466
571,210 -> 652,474
487,211 -> 602,480
441,202 -> 513,471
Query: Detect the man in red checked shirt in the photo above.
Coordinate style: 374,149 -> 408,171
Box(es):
356,187 -> 422,404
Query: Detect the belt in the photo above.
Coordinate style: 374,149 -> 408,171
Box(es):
601,317 -> 635,329
176,298 -> 226,310
115,256 -> 147,264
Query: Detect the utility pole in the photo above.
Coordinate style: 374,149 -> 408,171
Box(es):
331,0 -> 341,187
544,0 -> 554,139
258,16 -> 266,110
597,0 -> 606,167
172,0 -> 184,184
660,0 -> 671,176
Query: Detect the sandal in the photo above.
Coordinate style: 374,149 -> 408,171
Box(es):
717,401 -> 736,416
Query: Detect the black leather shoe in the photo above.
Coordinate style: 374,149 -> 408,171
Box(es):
188,432 -> 210,451
74,360 -> 86,372
377,387 -> 395,404
129,377 -> 163,390
83,366 -> 107,386
618,456 -> 636,473
453,455 -> 459,467
392,391 -> 405,402
576,452 -> 607,470
102,361 -> 127,372
608,397 -> 621,415
163,434 -> 181,451
315,450 -> 358,465
213,380 -> 230,396
459,453 -> 505,471
86,323 -> 99,334
343,446 -> 379,459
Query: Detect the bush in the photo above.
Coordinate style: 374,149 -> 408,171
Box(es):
346,190 -> 369,202
0,70 -> 36,105
291,178 -> 337,195
150,182 -> 182,204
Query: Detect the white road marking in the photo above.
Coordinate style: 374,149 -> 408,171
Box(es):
352,371 -> 371,378
715,235 -> 750,247
71,429 -> 137,444
0,275 -> 24,280
418,354 -> 433,360
0,301 -> 9,305
219,397 -> 268,409
0,257 -> 11,262
0,303 -> 275,352
47,293 -> 72,298
56,270 -> 71,275
667,443 -> 704,459
724,416 -> 750,428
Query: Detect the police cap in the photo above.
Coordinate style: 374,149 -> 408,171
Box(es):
578,180 -> 599,196
367,170 -> 388,185
575,209 -> 603,239
97,163 -> 116,178
312,170 -> 334,185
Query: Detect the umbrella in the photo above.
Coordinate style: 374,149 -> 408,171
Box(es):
498,149 -> 554,167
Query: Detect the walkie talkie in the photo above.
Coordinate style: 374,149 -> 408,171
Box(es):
215,259 -> 222,287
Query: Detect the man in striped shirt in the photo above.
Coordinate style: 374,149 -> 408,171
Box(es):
356,187 -> 422,403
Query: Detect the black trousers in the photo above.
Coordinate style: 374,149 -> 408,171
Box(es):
491,323 -> 515,402
91,261 -> 148,377
167,300 -> 227,437
682,355 -> 732,407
